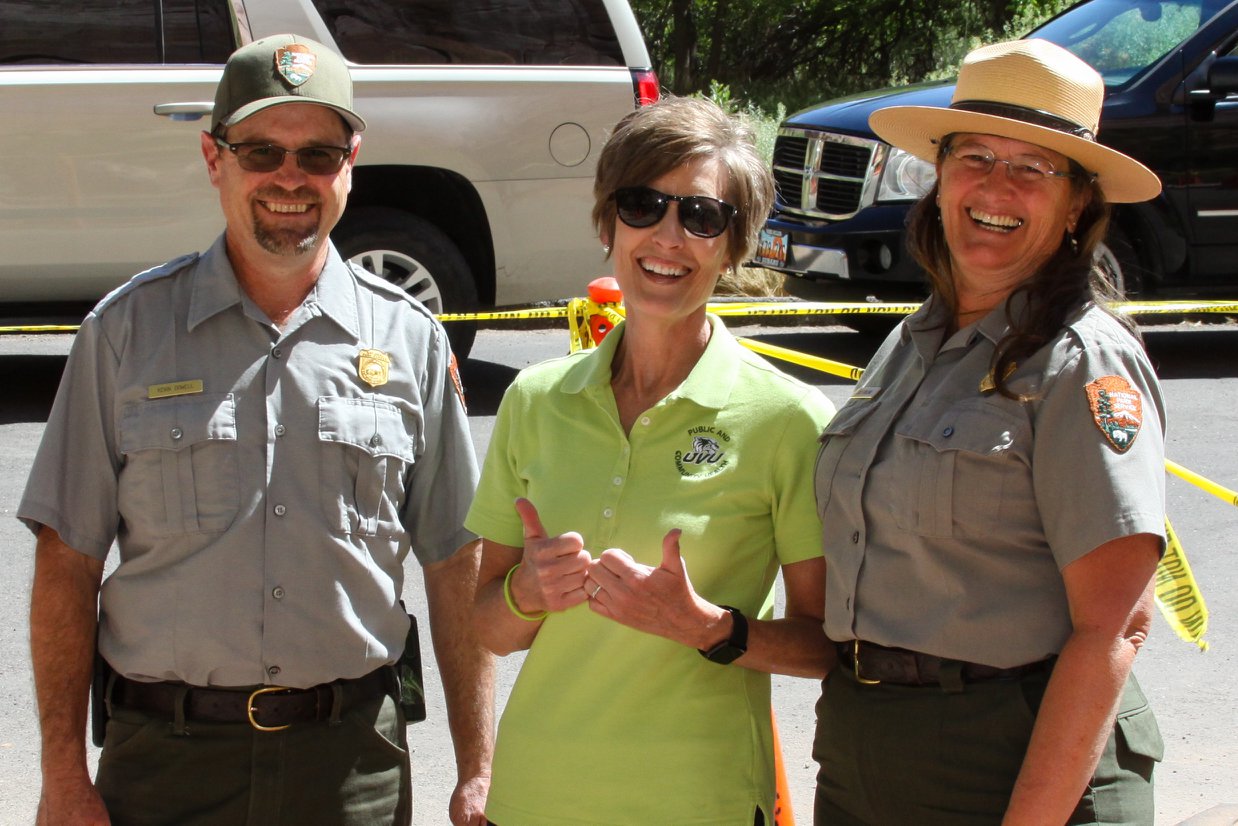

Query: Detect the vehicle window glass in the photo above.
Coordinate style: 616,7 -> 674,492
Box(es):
0,0 -> 232,65
1032,0 -> 1203,87
311,0 -> 624,66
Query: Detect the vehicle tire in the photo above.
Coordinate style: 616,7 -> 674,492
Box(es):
333,207 -> 479,358
1094,226 -> 1143,299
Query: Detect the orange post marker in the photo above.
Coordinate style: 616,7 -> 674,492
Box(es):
586,277 -> 623,345
772,709 -> 796,826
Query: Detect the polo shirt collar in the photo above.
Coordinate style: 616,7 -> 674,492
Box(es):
560,314 -> 741,410
188,236 -> 361,340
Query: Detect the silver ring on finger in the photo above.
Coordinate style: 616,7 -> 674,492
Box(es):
590,583 -> 603,598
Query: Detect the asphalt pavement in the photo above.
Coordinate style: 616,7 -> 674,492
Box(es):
1,318 -> 1236,825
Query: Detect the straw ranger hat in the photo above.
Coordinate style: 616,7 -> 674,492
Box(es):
868,39 -> 1160,203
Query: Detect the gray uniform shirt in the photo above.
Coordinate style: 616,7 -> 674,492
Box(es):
19,236 -> 478,688
816,294 -> 1166,667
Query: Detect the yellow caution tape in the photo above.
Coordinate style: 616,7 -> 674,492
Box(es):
0,324 -> 82,334
708,301 -> 922,317
3,298 -> 1234,334
436,307 -> 570,322
736,337 -> 866,381
1165,459 -> 1238,508
1155,518 -> 1210,650
1113,300 -> 1238,315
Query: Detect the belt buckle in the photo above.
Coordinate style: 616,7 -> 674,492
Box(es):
854,641 -> 881,686
248,686 -> 292,732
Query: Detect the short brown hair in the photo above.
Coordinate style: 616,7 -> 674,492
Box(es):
591,96 -> 773,267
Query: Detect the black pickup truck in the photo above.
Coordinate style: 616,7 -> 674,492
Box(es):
758,0 -> 1238,302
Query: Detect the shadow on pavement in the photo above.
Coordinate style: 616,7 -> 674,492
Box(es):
459,357 -> 519,417
0,355 -> 65,425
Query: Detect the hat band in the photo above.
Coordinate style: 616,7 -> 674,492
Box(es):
950,100 -> 1096,142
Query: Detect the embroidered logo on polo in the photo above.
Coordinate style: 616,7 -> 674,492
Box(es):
674,425 -> 732,478
274,44 -> 316,87
1085,375 -> 1142,453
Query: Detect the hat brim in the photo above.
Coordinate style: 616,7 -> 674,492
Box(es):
222,96 -> 367,133
869,106 -> 1160,203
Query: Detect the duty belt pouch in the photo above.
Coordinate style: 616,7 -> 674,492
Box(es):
90,633 -> 112,747
397,604 -> 427,724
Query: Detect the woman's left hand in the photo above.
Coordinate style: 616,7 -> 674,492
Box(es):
586,529 -> 727,650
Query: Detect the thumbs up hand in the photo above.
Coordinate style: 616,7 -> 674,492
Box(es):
586,529 -> 728,649
509,498 -> 593,614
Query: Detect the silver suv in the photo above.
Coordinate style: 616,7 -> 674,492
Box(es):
0,0 -> 656,355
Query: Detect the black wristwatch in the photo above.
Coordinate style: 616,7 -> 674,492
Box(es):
699,605 -> 748,664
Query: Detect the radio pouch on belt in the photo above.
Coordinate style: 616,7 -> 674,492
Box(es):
396,604 -> 427,724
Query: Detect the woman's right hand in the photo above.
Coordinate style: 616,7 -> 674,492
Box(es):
510,498 -> 593,614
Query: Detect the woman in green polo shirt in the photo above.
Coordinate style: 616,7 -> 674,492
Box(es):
466,96 -> 836,825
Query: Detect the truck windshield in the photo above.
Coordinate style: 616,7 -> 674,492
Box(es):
1031,0 -> 1205,87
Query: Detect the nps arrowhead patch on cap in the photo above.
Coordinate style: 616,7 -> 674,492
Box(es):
1086,375 -> 1142,453
275,44 -> 316,87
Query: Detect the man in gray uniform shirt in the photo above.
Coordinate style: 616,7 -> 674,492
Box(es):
20,35 -> 494,826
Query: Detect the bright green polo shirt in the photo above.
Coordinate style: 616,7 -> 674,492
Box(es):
466,316 -> 834,825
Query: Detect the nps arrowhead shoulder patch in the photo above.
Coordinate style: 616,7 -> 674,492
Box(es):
1085,375 -> 1142,453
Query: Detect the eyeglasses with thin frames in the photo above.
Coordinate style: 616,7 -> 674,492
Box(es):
213,137 -> 352,176
613,186 -> 736,239
945,141 -> 1087,185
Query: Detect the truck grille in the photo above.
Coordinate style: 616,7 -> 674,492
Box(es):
772,128 -> 885,220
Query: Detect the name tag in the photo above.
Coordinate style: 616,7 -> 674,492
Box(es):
148,379 -> 204,399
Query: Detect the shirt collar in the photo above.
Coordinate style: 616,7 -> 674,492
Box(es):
187,236 -> 360,340
560,314 -> 742,410
904,289 -> 1032,355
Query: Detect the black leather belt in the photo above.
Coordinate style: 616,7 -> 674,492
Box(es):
110,667 -> 393,731
836,640 -> 1052,687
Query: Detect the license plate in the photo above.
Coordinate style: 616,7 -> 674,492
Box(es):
754,227 -> 789,269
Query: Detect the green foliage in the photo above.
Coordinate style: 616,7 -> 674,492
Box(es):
632,0 -> 1073,117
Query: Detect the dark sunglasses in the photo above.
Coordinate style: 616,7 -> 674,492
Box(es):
613,186 -> 736,239
214,137 -> 352,175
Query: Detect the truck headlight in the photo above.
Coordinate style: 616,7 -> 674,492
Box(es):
877,147 -> 936,201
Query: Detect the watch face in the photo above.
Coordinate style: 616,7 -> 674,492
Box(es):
703,641 -> 745,665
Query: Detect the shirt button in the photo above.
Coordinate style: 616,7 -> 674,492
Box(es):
272,586 -> 285,600
639,416 -> 651,426
369,434 -> 383,447
274,504 -> 287,517
612,476 -> 623,486
942,426 -> 954,437
170,427 -> 183,440
272,347 -> 283,359
851,531 -> 860,544
602,508 -> 614,519
274,424 -> 286,437
267,665 -> 281,678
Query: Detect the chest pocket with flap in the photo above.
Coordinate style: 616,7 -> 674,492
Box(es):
318,395 -> 420,538
119,394 -> 239,536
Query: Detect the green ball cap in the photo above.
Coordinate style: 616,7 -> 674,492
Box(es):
211,34 -> 367,134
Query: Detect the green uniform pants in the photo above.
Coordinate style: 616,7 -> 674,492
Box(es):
813,665 -> 1163,825
96,691 -> 411,826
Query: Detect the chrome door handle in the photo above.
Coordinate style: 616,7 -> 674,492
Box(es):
153,102 -> 213,121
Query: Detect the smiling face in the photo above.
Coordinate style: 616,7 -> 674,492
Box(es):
938,132 -> 1090,308
605,157 -> 734,332
202,102 -> 357,265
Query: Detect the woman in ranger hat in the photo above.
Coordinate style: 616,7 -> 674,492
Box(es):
812,39 -> 1166,825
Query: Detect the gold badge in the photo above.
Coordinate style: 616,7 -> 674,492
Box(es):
358,349 -> 391,387
1086,375 -> 1142,453
979,363 -> 1017,394
274,44 -> 316,87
